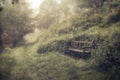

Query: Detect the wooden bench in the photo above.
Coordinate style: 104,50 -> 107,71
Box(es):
64,40 -> 95,59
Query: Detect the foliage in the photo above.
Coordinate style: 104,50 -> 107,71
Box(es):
0,54 -> 15,80
0,1 -> 33,51
0,0 -> 120,80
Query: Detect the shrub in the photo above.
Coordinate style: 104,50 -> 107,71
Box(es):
92,32 -> 120,80
0,55 -> 15,80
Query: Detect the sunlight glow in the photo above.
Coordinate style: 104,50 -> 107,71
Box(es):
26,0 -> 43,16
57,0 -> 61,4
27,0 -> 43,10
26,0 -> 61,16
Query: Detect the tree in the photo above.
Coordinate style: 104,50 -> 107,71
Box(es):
0,0 -> 33,52
37,0 -> 59,29
12,0 -> 19,4
79,0 -> 105,8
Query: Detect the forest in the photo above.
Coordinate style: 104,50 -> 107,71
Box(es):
0,0 -> 120,80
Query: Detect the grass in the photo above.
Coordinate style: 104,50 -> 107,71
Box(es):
0,0 -> 120,80
0,21 -> 119,80
1,23 -> 119,80
1,26 -> 117,80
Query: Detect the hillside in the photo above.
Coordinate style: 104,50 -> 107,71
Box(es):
0,0 -> 120,80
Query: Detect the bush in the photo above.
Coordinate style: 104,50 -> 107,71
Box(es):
0,55 -> 15,80
92,32 -> 120,80
107,11 -> 120,24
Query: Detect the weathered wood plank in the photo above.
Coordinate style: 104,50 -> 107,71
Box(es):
72,41 -> 93,44
68,48 -> 90,53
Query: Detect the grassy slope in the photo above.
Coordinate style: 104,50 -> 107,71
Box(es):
0,1 -> 120,80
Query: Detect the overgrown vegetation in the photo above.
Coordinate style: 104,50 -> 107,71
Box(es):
0,0 -> 120,80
